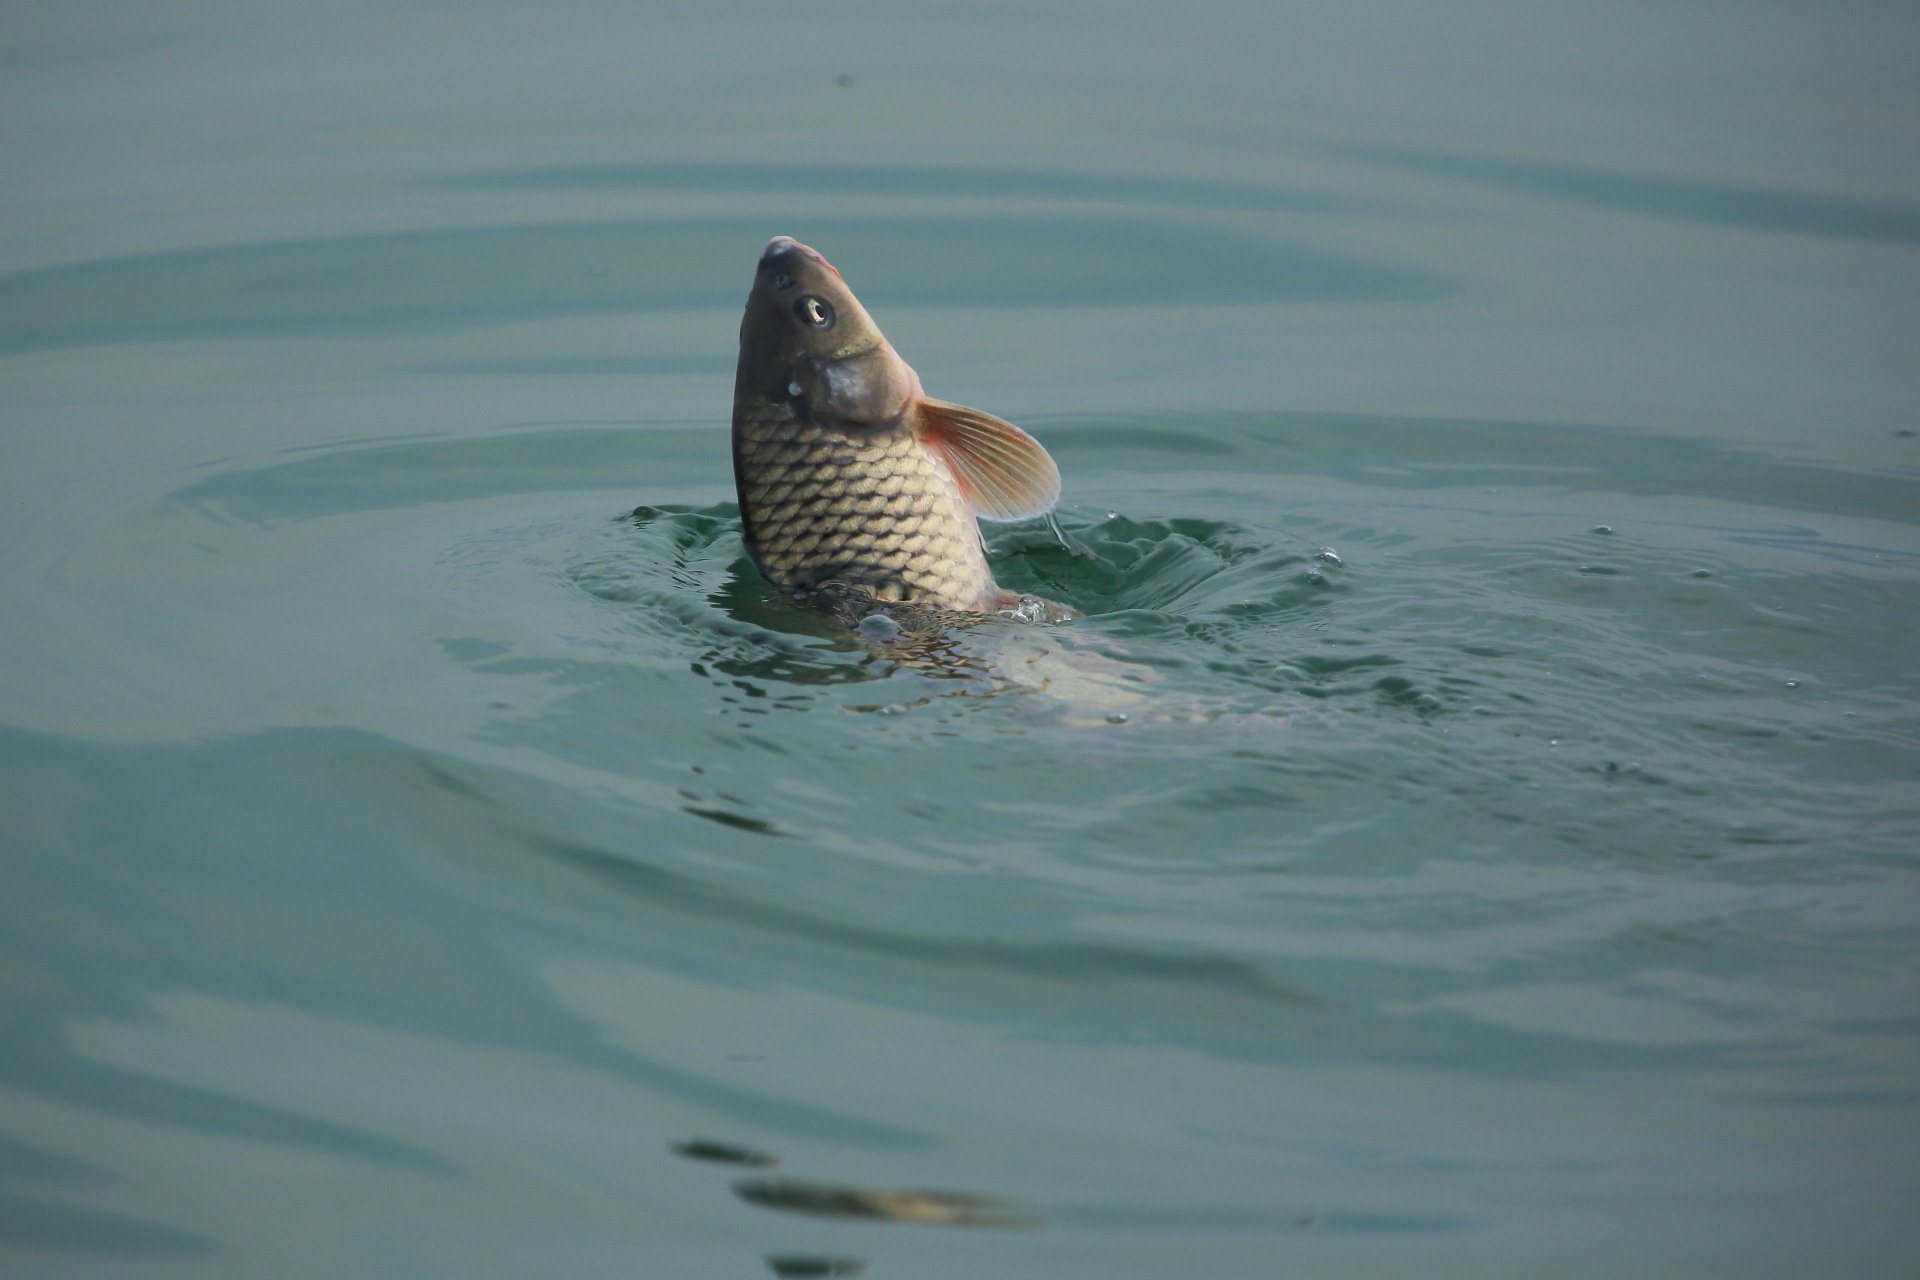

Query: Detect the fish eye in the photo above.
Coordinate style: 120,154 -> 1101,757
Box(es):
794,296 -> 835,329
770,272 -> 793,290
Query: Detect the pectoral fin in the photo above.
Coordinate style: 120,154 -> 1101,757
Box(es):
913,398 -> 1061,522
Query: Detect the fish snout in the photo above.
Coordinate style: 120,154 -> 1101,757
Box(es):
761,235 -> 817,263
760,236 -> 838,277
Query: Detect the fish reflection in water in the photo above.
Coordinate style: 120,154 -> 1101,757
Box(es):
766,1256 -> 868,1278
671,1137 -> 780,1167
734,1176 -> 1042,1229
673,1138 -> 1039,1276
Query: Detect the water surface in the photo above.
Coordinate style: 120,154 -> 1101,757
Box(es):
4,3 -> 1919,1278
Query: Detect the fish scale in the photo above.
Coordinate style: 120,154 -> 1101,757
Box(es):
735,413 -> 995,608
730,236 -> 1069,618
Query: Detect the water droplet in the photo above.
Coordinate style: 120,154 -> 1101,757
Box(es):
1592,524 -> 1614,535
856,613 -> 902,642
787,380 -> 802,397
1690,569 -> 1713,579
1784,680 -> 1800,689
1105,713 -> 1130,725
1314,547 -> 1343,566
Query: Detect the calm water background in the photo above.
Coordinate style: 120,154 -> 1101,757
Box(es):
4,2 -> 1919,1276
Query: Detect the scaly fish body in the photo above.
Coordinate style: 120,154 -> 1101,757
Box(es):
731,236 -> 1064,616
734,406 -> 995,608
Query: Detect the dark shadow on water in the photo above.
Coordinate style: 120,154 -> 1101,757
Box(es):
670,1139 -> 1037,1275
1052,411 -> 1920,524
438,159 -> 1371,218
0,214 -> 1456,353
170,425 -> 715,526
1331,142 -> 1920,244
0,1192 -> 214,1255
1,723 -> 950,1157
544,834 -> 1312,1010
0,1032 -> 454,1179
682,804 -> 790,837
162,410 -> 1920,538
765,1255 -> 867,1277
672,1137 -> 780,1168
407,353 -> 732,378
0,1135 -> 100,1185
734,1176 -> 1040,1229
1051,1199 -> 1468,1235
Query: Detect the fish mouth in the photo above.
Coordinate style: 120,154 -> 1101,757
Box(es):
761,236 -> 840,276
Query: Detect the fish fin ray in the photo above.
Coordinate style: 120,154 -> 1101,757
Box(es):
914,398 -> 1060,522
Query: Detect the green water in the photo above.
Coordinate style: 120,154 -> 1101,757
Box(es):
5,3 -> 1919,1277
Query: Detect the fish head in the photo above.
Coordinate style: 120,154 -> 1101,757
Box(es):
735,237 -> 921,430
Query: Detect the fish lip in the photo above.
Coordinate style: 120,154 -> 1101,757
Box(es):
760,236 -> 837,274
761,235 -> 820,262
